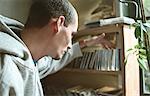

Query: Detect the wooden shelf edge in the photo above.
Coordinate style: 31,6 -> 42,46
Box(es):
62,68 -> 121,75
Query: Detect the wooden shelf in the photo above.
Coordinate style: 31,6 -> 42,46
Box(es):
62,68 -> 121,75
42,24 -> 140,96
74,24 -> 123,38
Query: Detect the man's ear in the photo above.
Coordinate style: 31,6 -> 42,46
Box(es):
57,16 -> 65,32
49,16 -> 65,33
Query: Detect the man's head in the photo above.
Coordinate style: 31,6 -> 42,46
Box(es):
25,0 -> 77,29
23,0 -> 78,60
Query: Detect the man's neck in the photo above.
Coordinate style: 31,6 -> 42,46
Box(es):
21,26 -> 56,60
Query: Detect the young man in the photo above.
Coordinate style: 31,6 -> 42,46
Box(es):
0,0 -> 114,96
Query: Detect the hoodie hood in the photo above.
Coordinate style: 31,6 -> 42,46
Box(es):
0,15 -> 30,60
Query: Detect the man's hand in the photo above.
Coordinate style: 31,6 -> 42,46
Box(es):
79,33 -> 115,49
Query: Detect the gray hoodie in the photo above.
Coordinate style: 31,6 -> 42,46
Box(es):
0,15 -> 82,96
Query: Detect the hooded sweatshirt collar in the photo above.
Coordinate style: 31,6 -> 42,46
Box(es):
0,15 -> 35,69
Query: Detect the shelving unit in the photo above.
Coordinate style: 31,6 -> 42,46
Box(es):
41,23 -> 140,96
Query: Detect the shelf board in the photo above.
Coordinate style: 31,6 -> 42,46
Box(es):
62,68 -> 121,75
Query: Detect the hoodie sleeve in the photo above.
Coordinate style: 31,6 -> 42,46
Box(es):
36,42 -> 83,79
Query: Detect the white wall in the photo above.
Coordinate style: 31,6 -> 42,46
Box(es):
0,0 -> 32,24
69,0 -> 101,30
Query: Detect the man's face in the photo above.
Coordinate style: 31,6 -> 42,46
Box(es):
53,16 -> 78,59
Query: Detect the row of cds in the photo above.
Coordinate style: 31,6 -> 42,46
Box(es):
68,49 -> 121,71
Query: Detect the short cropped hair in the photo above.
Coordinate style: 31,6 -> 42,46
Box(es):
25,0 -> 76,28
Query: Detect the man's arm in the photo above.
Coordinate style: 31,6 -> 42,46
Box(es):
37,42 -> 82,79
79,33 -> 115,49
37,34 -> 115,79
